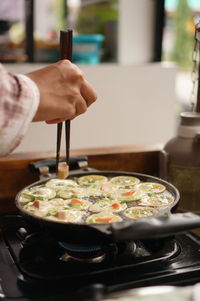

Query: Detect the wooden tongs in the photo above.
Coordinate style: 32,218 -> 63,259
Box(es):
56,29 -> 73,179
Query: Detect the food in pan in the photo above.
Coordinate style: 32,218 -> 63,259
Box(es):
86,212 -> 122,223
22,186 -> 56,200
56,187 -> 85,199
89,198 -> 127,213
50,210 -> 83,222
139,194 -> 174,207
110,176 -> 140,187
111,188 -> 142,202
137,182 -> 166,193
45,178 -> 77,190
23,197 -> 91,221
58,186 -> 105,199
57,162 -> 69,179
19,174 -> 175,224
65,198 -> 92,210
77,175 -> 108,186
123,206 -> 158,219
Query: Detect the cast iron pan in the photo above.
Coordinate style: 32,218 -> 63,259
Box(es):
15,171 -> 200,245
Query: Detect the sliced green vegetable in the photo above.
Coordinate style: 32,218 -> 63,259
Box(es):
71,194 -> 78,198
33,196 -> 44,201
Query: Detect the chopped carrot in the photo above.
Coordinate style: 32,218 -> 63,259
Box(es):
112,203 -> 119,209
122,190 -> 136,196
33,200 -> 42,209
71,198 -> 84,204
96,217 -> 113,223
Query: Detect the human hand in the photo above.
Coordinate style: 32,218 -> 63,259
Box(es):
26,60 -> 97,123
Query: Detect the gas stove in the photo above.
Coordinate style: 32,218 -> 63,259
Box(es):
1,215 -> 200,301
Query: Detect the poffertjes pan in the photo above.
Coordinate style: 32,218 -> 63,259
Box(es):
15,171 -> 200,245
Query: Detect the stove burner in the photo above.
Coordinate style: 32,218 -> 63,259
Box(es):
2,215 -> 200,301
59,252 -> 106,263
58,242 -> 102,253
58,242 -> 106,263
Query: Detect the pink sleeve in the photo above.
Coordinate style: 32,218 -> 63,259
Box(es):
0,64 -> 40,156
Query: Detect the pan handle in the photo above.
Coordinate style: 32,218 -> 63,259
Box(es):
111,212 -> 200,240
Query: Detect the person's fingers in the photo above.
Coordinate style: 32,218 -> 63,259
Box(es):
46,118 -> 65,124
80,79 -> 97,107
74,97 -> 88,117
46,94 -> 88,123
57,60 -> 84,87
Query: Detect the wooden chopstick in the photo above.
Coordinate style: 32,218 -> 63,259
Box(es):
65,120 -> 70,164
56,122 -> 63,172
56,29 -> 73,172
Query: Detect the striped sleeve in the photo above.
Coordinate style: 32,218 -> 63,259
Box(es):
0,64 -> 40,156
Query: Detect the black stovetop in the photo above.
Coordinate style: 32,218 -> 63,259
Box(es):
1,215 -> 200,301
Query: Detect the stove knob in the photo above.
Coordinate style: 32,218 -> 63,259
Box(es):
17,227 -> 28,241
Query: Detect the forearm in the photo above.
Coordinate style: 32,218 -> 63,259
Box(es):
0,64 -> 39,156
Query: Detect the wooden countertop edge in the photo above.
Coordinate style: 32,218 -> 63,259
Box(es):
0,144 -> 163,162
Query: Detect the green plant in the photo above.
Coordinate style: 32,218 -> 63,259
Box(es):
171,0 -> 194,69
76,0 -> 118,35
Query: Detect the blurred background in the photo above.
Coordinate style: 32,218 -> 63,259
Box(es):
0,0 -> 118,64
1,0 -> 199,66
0,0 -> 200,153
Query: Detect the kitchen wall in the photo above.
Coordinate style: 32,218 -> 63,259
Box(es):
118,0 -> 155,64
5,62 -> 177,153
